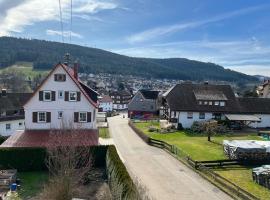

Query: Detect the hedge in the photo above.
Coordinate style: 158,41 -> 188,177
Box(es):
0,146 -> 109,172
106,145 -> 140,200
128,120 -> 150,143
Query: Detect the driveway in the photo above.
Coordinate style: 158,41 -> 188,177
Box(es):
108,115 -> 232,200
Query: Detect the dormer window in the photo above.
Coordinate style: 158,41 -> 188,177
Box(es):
220,101 -> 225,106
54,74 -> 66,82
209,101 -> 213,105
214,101 -> 219,106
198,101 -> 202,105
204,101 -> 208,105
44,91 -> 52,101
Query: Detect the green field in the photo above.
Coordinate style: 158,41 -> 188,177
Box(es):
134,122 -> 270,199
18,171 -> 48,199
99,127 -> 110,138
0,62 -> 49,79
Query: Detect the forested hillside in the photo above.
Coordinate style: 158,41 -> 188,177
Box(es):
0,37 -> 257,83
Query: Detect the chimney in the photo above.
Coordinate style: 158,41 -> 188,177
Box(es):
74,61 -> 79,80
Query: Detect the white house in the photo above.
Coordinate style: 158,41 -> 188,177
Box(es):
1,63 -> 99,147
0,90 -> 31,136
162,82 -> 270,129
98,95 -> 113,112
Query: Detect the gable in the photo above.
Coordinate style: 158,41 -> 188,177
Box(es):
24,64 -> 97,109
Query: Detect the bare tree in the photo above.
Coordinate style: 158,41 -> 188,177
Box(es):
39,128 -> 93,200
205,120 -> 218,142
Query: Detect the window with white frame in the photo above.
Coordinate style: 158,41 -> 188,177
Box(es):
43,91 -> 52,101
204,101 -> 208,105
209,101 -> 213,105
220,101 -> 225,106
187,112 -> 193,119
198,101 -> 202,105
58,91 -> 64,99
58,111 -> 63,119
214,101 -> 219,106
38,112 -> 46,122
69,91 -> 77,101
79,112 -> 87,122
6,124 -> 11,130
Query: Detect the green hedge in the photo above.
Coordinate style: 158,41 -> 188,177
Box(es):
0,147 -> 47,171
106,145 -> 139,200
0,146 -> 109,172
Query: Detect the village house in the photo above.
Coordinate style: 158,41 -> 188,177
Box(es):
162,82 -> 270,129
257,80 -> 270,98
98,95 -> 113,112
1,62 -> 99,147
128,90 -> 159,119
0,90 -> 31,136
109,90 -> 132,110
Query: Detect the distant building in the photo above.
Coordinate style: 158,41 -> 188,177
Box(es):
128,90 -> 159,119
0,90 -> 31,136
162,82 -> 270,129
109,90 -> 132,110
98,95 -> 113,112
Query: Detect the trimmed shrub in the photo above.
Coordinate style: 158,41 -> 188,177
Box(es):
0,146 -> 109,172
0,147 -> 47,171
106,145 -> 140,200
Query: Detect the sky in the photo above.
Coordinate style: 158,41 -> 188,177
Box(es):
0,0 -> 270,76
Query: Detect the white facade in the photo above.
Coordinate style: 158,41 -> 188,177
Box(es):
113,103 -> 127,110
249,114 -> 270,128
171,111 -> 213,128
99,102 -> 113,112
24,65 -> 97,130
0,119 -> 25,136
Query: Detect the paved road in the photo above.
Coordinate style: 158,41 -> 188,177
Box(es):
108,115 -> 232,200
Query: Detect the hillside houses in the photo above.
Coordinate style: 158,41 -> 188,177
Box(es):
1,62 -> 99,147
109,90 -> 132,110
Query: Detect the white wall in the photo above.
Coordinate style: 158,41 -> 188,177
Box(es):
113,104 -> 127,110
24,66 -> 97,130
0,119 -> 25,136
99,102 -> 113,112
249,114 -> 270,128
178,112 -> 213,128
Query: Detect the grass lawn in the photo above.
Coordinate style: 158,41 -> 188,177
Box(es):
18,171 -> 48,199
99,127 -> 110,138
135,122 -> 261,161
0,62 -> 48,79
134,122 -> 270,199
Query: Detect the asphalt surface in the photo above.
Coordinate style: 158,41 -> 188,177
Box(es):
108,115 -> 232,200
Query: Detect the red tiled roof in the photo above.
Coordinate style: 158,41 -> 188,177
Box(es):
99,95 -> 113,103
0,129 -> 98,148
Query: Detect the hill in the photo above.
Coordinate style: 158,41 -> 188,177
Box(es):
0,37 -> 257,83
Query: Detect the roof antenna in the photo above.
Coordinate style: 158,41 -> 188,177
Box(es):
64,53 -> 71,66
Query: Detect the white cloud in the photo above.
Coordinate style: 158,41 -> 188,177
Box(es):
46,29 -> 82,39
127,4 -> 270,43
0,0 -> 118,36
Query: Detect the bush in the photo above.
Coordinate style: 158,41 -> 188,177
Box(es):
0,146 -> 109,172
106,145 -> 140,200
0,147 -> 47,171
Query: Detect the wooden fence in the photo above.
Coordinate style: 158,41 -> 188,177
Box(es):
129,120 -> 259,200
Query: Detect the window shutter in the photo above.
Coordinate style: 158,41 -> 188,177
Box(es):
74,112 -> 79,122
39,91 -> 43,101
63,74 -> 66,81
65,91 -> 69,101
77,92 -> 81,101
54,74 -> 57,81
87,112 -> 91,122
46,112 -> 51,123
32,112 -> 37,123
52,91 -> 56,101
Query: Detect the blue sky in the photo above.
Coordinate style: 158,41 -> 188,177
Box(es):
0,0 -> 270,75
